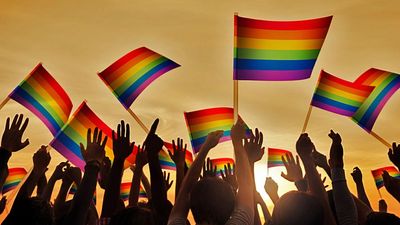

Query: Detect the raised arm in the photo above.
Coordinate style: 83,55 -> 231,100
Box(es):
62,128 -> 107,225
328,130 -> 357,225
264,177 -> 279,205
168,138 -> 187,200
296,133 -> 336,225
281,152 -> 306,192
388,142 -> 400,171
129,145 -> 147,207
101,121 -> 135,218
382,170 -> 400,203
54,167 -> 81,219
41,161 -> 69,202
350,167 -> 371,208
168,131 -> 222,223
312,149 -> 332,179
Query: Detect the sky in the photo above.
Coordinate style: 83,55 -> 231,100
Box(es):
1,0 -> 400,221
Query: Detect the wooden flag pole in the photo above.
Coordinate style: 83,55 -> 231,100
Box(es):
0,97 -> 10,111
233,80 -> 239,122
127,108 -> 150,133
377,188 -> 383,199
370,131 -> 391,148
301,105 -> 313,133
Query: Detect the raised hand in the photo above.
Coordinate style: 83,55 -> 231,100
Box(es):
312,150 -> 329,169
163,171 -> 174,192
328,130 -> 344,169
80,127 -> 107,167
112,120 -> 135,161
281,152 -> 303,182
388,142 -> 400,169
52,161 -> 70,180
169,138 -> 187,168
382,170 -> 400,201
296,133 -> 315,159
244,128 -> 265,164
264,177 -> 279,204
203,130 -> 223,150
65,167 -> 82,185
230,118 -> 246,144
1,114 -> 29,152
98,157 -> 111,189
351,167 -> 362,184
33,145 -> 51,174
144,119 -> 164,156
202,157 -> 217,178
135,145 -> 148,169
221,163 -> 238,191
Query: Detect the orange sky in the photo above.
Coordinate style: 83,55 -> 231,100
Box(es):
1,0 -> 400,221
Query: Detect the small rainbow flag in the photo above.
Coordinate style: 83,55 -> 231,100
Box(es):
2,167 -> 27,194
50,101 -> 136,170
234,15 -> 332,81
210,158 -> 235,176
120,182 -> 147,201
311,70 -> 374,117
184,107 -> 250,153
352,68 -> 400,132
98,47 -> 180,109
69,183 -> 97,204
371,166 -> 400,189
267,148 -> 291,168
9,64 -> 73,136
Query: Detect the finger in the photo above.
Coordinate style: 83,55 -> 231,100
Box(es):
259,131 -> 263,147
97,130 -> 103,144
112,130 -> 116,142
20,118 -> 29,133
126,123 -> 130,140
295,155 -> 300,166
172,139 -> 176,152
5,117 -> 10,131
224,165 -> 228,176
282,155 -> 289,168
101,136 -> 108,149
179,138 -> 183,151
149,119 -> 159,135
121,120 -> 125,138
87,128 -> 92,144
255,128 -> 259,143
80,143 -> 86,159
392,142 -> 396,151
20,139 -> 29,148
16,114 -> 23,128
117,124 -> 121,138
227,163 -> 232,174
184,144 -> 187,151
207,158 -> 211,170
281,172 -> 289,180
11,114 -> 18,128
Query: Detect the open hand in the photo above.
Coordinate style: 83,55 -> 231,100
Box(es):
52,161 -> 70,180
264,177 -> 278,198
351,167 -> 362,184
163,171 -> 174,192
80,128 -> 107,167
1,114 -> 29,152
33,145 -> 51,174
112,120 -> 135,161
135,145 -> 148,168
230,118 -> 246,144
169,138 -> 187,168
203,131 -> 223,150
244,128 -> 265,164
221,163 -> 238,192
281,152 -> 303,182
144,119 -> 164,156
296,133 -> 314,159
202,157 -> 217,178
388,142 -> 400,169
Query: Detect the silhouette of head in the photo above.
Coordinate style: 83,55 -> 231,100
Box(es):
190,177 -> 235,225
109,206 -> 154,225
3,197 -> 54,225
366,212 -> 400,225
271,191 -> 324,225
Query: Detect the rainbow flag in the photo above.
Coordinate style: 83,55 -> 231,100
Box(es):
69,183 -> 97,204
371,166 -> 400,189
311,70 -> 374,117
267,148 -> 291,168
211,158 -> 235,176
50,101 -> 136,169
9,64 -> 73,136
158,149 -> 176,171
352,68 -> 400,132
234,15 -> 332,81
120,182 -> 147,201
98,47 -> 180,109
184,107 -> 251,153
2,167 -> 27,194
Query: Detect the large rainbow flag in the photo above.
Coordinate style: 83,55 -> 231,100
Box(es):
120,182 -> 147,201
184,107 -> 250,153
311,70 -> 374,117
2,167 -> 27,194
267,148 -> 291,168
352,68 -> 400,132
98,47 -> 180,109
371,166 -> 400,189
210,158 -> 235,176
9,64 -> 73,136
234,15 -> 332,81
50,101 -> 136,169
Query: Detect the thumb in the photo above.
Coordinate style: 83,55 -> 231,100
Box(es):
281,172 -> 289,180
20,139 -> 30,149
80,143 -> 86,160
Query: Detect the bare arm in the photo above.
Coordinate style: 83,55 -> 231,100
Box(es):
129,146 -> 147,207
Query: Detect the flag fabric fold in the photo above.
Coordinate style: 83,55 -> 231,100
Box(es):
2,167 -> 28,194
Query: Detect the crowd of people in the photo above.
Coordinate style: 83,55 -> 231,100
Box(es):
0,113 -> 400,225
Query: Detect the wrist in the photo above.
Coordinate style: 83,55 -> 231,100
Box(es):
0,147 -> 12,160
86,160 -> 101,169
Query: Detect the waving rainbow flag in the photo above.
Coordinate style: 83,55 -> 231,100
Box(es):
98,47 -> 180,109
311,70 -> 374,117
9,64 -> 73,136
184,107 -> 250,153
120,182 -> 147,201
234,15 -> 332,81
352,68 -> 400,132
211,158 -> 235,176
50,101 -> 136,169
267,148 -> 291,168
2,167 -> 27,194
371,166 -> 400,189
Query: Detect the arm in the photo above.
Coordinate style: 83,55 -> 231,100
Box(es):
41,161 -> 69,202
296,133 -> 336,225
388,142 -> 400,171
128,146 -> 147,207
264,177 -> 279,205
379,199 -> 387,212
244,128 -> 264,225
168,138 -> 187,200
54,167 -> 81,219
168,130 -> 223,223
328,130 -> 357,225
382,170 -> 400,203
254,192 -> 271,224
141,172 -> 152,199
350,167 -> 371,208
63,127 -> 107,225
312,150 -> 332,178
101,121 -> 135,217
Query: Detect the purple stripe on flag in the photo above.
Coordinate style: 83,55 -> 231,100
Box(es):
234,69 -> 312,81
312,101 -> 354,117
50,140 -> 85,169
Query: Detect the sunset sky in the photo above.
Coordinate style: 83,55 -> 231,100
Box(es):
1,0 -> 400,220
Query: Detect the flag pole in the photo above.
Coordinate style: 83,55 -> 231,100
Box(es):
127,108 -> 150,133
377,188 -> 383,199
0,97 -> 10,111
233,12 -> 239,123
370,131 -> 391,148
301,105 -> 313,133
